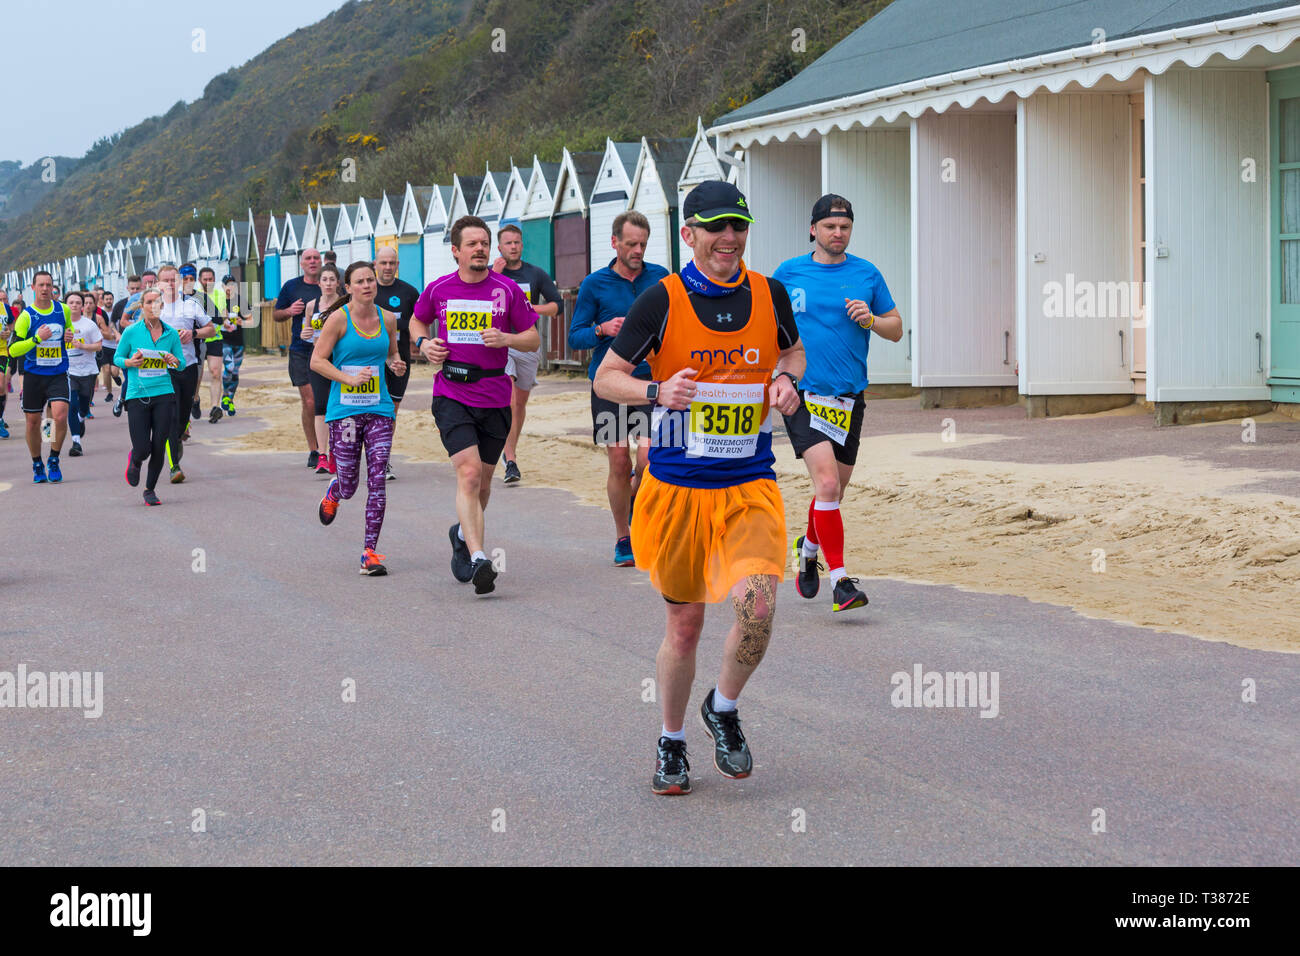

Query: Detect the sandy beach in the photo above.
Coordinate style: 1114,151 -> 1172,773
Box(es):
214,355 -> 1300,653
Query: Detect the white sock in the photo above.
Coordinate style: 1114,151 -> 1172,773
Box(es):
471,550 -> 486,563
829,567 -> 847,584
661,726 -> 686,741
456,525 -> 465,541
711,687 -> 737,712
802,538 -> 819,558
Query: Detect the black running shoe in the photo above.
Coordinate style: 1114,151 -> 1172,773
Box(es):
470,556 -> 497,595
831,577 -> 868,612
307,450 -> 319,469
699,689 -> 752,778
449,523 -> 474,583
792,535 -> 822,599
125,450 -> 141,487
191,399 -> 201,420
112,397 -> 123,417
68,440 -> 83,457
142,489 -> 161,506
209,406 -> 222,424
502,459 -> 521,484
652,737 -> 691,795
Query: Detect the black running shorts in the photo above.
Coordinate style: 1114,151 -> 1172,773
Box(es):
432,395 -> 511,465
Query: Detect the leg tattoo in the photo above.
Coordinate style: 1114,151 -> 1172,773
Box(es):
733,575 -> 775,667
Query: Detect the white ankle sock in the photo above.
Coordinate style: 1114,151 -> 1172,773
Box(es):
802,538 -> 819,558
829,568 -> 847,584
456,525 -> 465,541
711,687 -> 737,712
661,726 -> 686,741
471,550 -> 486,563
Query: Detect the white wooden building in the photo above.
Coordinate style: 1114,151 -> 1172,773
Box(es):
422,185 -> 456,283
588,139 -> 641,255
710,0 -> 1300,414
629,136 -> 692,272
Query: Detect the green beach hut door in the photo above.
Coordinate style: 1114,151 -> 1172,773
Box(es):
1270,69 -> 1300,400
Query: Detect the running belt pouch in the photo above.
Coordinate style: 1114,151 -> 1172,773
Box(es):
441,361 -> 504,383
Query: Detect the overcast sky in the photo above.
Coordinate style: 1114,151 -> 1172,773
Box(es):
3,0 -> 351,166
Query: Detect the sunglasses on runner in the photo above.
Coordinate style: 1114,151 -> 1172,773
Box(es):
690,217 -> 750,233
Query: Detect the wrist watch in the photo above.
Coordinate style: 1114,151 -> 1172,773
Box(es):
776,371 -> 798,389
415,336 -> 426,350
646,381 -> 660,405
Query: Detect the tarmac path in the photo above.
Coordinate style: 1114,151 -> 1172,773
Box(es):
1,392 -> 1296,865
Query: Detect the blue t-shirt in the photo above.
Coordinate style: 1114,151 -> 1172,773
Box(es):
325,306 -> 395,422
772,253 -> 895,395
275,277 -> 322,353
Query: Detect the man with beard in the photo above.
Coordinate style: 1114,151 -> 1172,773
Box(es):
410,216 -> 540,596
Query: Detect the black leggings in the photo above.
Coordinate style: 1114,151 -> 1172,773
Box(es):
168,364 -> 199,466
69,373 -> 96,438
127,396 -> 176,491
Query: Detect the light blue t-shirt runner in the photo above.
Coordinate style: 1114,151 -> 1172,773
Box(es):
772,252 -> 895,396
325,305 -> 395,422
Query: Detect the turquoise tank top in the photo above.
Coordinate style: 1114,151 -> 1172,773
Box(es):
325,305 -> 395,422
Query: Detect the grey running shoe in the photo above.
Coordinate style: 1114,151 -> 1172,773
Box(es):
652,737 -> 691,795
699,689 -> 752,778
502,459 -> 521,484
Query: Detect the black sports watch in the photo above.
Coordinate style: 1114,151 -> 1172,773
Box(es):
776,371 -> 798,389
646,381 -> 660,405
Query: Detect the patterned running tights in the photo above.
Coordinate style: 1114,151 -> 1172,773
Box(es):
327,413 -> 395,551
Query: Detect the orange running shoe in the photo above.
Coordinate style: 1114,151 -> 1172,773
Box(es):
360,547 -> 387,576
319,478 -> 339,525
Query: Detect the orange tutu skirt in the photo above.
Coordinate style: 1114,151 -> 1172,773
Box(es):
631,469 -> 786,604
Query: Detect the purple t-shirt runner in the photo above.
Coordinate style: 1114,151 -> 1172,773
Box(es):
414,270 -> 538,408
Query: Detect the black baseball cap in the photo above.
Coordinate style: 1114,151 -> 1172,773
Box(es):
683,180 -> 755,224
809,194 -> 854,241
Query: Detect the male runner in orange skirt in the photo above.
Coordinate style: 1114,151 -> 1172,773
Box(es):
595,181 -> 804,795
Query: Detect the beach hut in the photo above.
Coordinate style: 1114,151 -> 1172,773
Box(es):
371,192 -> 400,256
498,165 -> 529,229
519,156 -> 560,276
715,0 -> 1300,417
397,183 -> 432,290
474,165 -> 511,230
332,202 -> 356,269
280,211 -> 309,283
587,139 -> 641,260
550,148 -> 603,289
629,136 -> 692,272
351,198 -> 377,264
262,213 -> 282,299
443,174 -> 485,271
422,185 -> 455,283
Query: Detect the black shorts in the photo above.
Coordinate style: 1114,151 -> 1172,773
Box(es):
288,348 -> 312,387
96,346 -> 115,370
432,395 -> 511,464
384,364 -> 410,400
202,339 -> 224,363
309,368 -> 332,416
21,372 -> 70,413
0,354 -> 17,375
782,389 -> 867,467
590,389 -> 653,446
